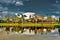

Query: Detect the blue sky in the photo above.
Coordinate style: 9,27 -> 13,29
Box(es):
0,0 -> 60,18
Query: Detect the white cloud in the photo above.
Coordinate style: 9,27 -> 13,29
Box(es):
3,7 -> 8,11
51,15 -> 56,19
0,0 -> 30,6
56,0 -> 59,3
56,11 -> 60,14
15,1 -> 24,6
48,9 -> 55,10
0,0 -> 24,6
20,0 -> 30,1
1,0 -> 12,3
11,0 -> 16,3
2,11 -> 8,14
0,5 -> 3,11
0,16 -> 2,18
18,0 -> 30,1
2,11 -> 8,18
44,16 -> 47,20
51,15 -> 59,20
51,11 -> 60,14
0,6 -> 8,12
25,0 -> 30,1
55,16 -> 59,20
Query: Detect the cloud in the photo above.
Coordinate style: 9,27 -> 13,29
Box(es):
1,7 -> 8,16
0,6 -> 8,12
0,16 -> 2,17
56,0 -> 59,3
26,0 -> 30,1
1,10 -> 8,18
2,11 -> 8,14
15,1 -> 24,6
11,0 -> 16,3
48,9 -> 55,10
56,11 -> 60,14
0,0 -> 24,6
3,7 -> 8,11
0,4 -> 3,11
9,11 -> 15,14
51,15 -> 56,18
1,0 -> 12,3
52,11 -> 60,14
20,0 -> 30,1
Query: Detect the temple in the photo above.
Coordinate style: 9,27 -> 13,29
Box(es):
0,12 -> 60,35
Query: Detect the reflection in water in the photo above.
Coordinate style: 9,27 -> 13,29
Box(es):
0,27 -> 59,36
58,28 -> 60,35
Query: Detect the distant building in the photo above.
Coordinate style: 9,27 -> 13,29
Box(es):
15,12 -> 35,20
22,12 -> 35,20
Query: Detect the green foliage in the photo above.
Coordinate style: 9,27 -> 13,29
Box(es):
56,20 -> 59,22
0,20 -> 7,23
58,28 -> 60,35
48,16 -> 51,18
55,25 -> 60,28
59,17 -> 60,23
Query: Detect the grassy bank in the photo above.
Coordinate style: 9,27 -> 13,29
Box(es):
0,23 -> 58,28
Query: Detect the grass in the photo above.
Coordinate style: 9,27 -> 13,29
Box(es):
0,23 -> 59,28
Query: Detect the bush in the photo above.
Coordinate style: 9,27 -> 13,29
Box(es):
0,20 -> 7,23
55,25 -> 60,28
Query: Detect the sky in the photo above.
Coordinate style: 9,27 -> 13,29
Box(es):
0,0 -> 60,18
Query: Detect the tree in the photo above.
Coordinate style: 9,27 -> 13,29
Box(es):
0,20 -> 6,23
59,17 -> 60,23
